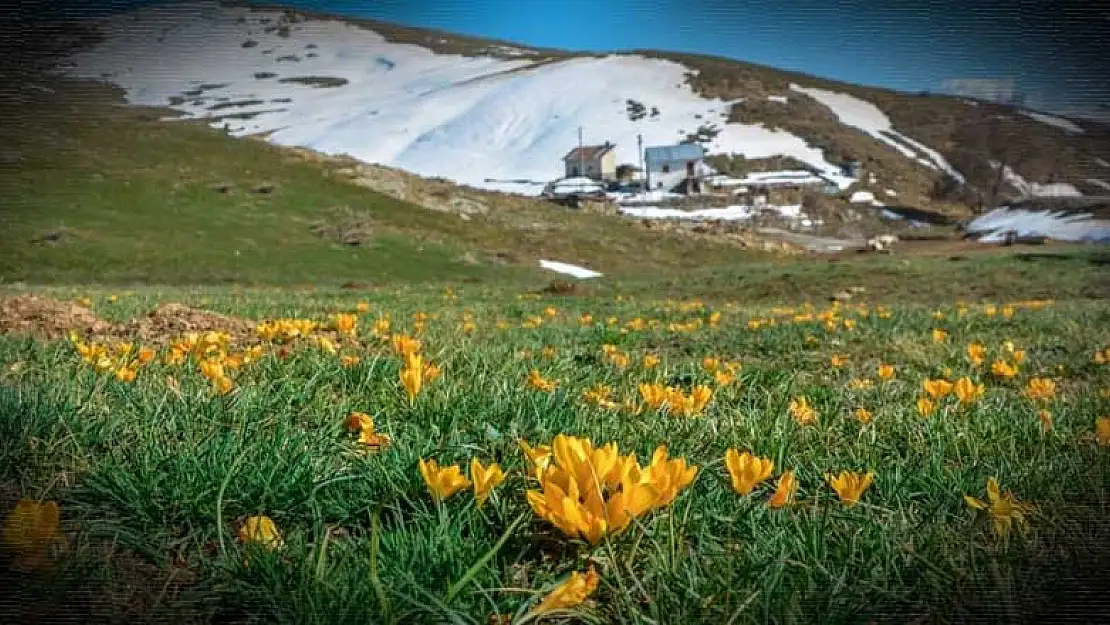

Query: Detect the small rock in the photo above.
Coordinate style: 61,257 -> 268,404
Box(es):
30,229 -> 65,245
446,196 -> 488,215
489,251 -> 518,265
542,279 -> 581,296
208,182 -> 233,193
251,183 -> 275,194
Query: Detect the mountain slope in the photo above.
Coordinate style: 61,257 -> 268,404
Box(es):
1,75 -> 789,285
55,1 -> 1110,210
60,1 -> 859,196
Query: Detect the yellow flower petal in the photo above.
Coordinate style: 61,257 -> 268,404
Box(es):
237,515 -> 283,550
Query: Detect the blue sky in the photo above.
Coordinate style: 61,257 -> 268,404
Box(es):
272,0 -> 1108,115
37,0 -> 1110,117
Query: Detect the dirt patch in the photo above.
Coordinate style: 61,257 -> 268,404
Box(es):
309,206 -> 377,246
0,295 -> 116,339
340,281 -> 375,290
540,279 -> 589,296
0,297 -> 259,345
292,150 -> 494,216
119,303 -> 257,344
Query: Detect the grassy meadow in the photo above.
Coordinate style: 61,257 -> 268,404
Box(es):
2,279 -> 1110,624
3,72 -> 1110,624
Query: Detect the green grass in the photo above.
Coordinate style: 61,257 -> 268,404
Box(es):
3,67 -> 1110,625
0,80 -> 509,286
630,249 -> 1110,302
2,282 -> 1109,624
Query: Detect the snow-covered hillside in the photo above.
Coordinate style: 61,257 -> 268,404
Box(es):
789,84 -> 965,183
61,1 -> 967,196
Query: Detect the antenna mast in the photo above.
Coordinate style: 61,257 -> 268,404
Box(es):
637,133 -> 644,184
578,126 -> 585,179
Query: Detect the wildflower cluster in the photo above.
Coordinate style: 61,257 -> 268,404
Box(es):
524,435 -> 698,544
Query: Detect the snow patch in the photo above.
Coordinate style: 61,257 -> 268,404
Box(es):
538,260 -> 603,279
767,95 -> 788,104
1029,183 -> 1083,198
62,1 -> 858,196
880,209 -> 927,227
703,174 -> 747,187
618,203 -> 816,227
789,83 -> 965,183
608,189 -> 687,205
704,169 -> 832,189
1085,178 -> 1110,192
480,44 -> 538,58
1022,110 -> 1084,134
1097,157 -> 1110,168
547,177 -> 605,196
738,169 -> 829,186
850,190 -> 875,204
967,208 -> 1110,243
884,189 -> 897,197
992,163 -> 1084,198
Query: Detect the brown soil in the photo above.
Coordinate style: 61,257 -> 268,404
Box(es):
0,296 -> 258,345
118,303 -> 258,345
540,279 -> 589,296
0,295 -> 115,340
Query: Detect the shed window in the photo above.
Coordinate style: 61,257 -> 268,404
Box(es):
661,164 -> 670,173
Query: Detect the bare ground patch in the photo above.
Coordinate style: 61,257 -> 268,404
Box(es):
118,303 -> 257,345
0,296 -> 258,345
308,206 -> 377,247
0,295 -> 115,339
